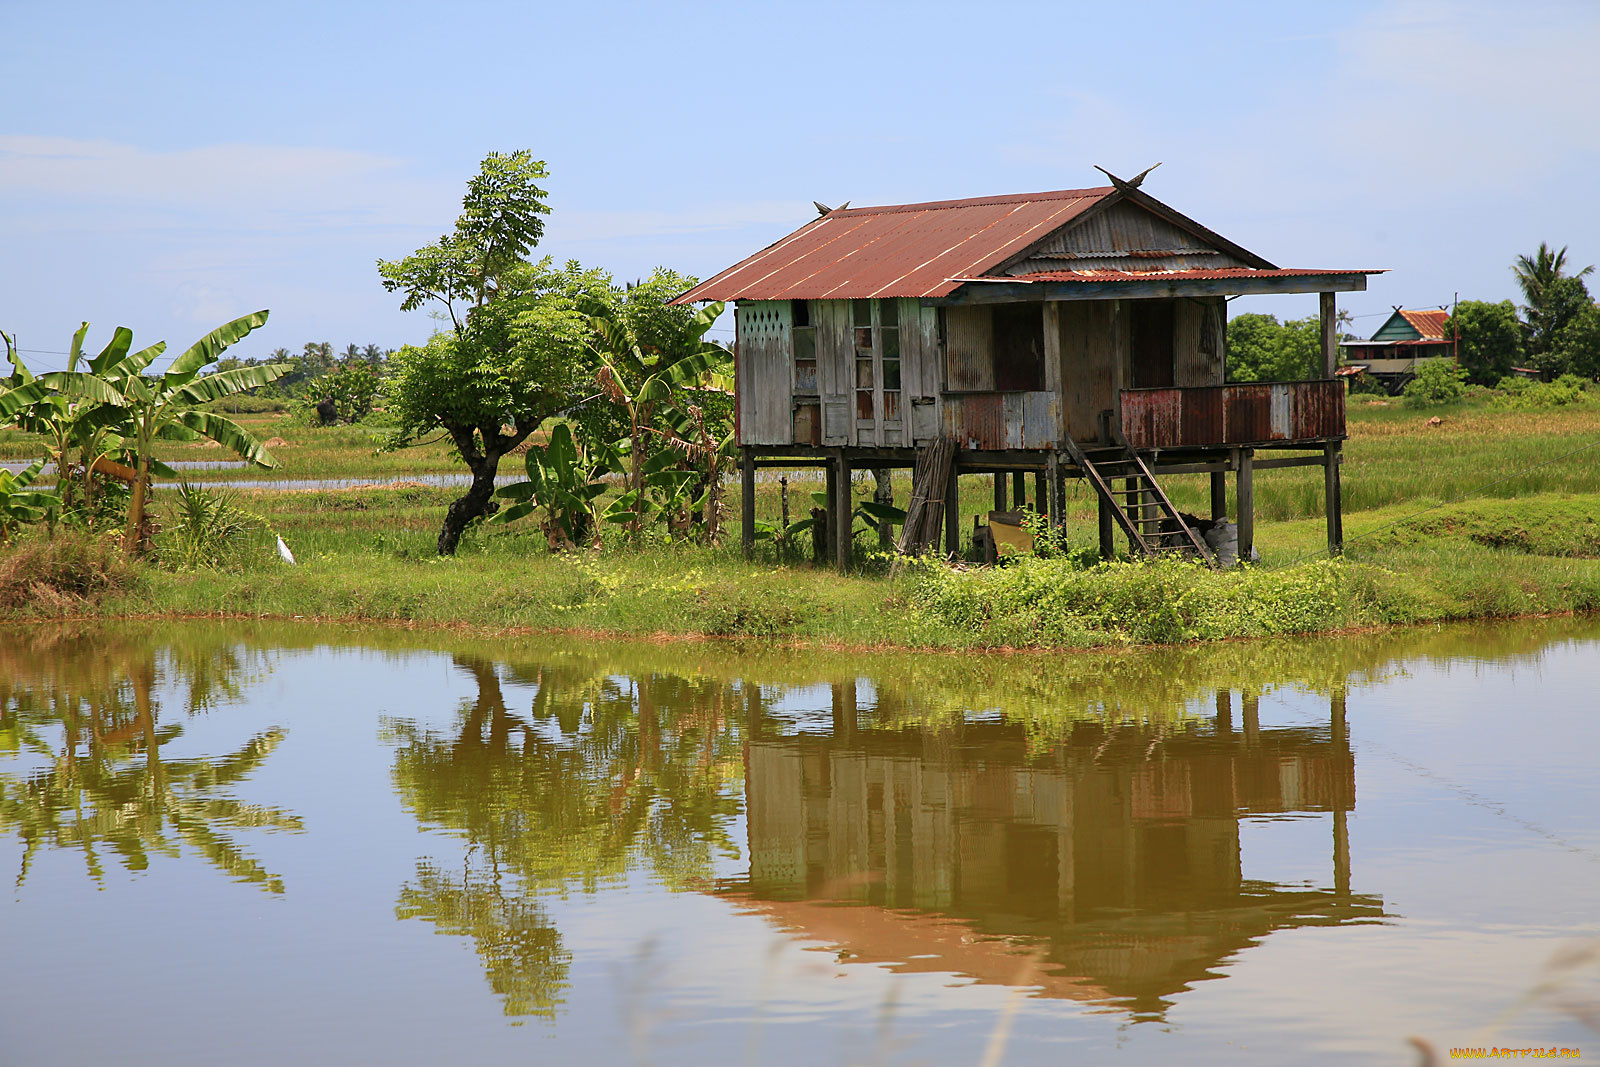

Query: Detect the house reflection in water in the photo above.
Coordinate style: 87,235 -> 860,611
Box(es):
722,686 -> 1383,1020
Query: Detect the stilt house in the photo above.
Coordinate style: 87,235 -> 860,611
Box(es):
1341,307 -> 1457,393
672,172 -> 1384,566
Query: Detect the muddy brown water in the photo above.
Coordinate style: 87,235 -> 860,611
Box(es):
2,619 -> 1598,1064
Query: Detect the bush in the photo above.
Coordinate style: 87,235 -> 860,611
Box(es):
1403,359 -> 1467,406
906,555 -> 1349,647
0,532 -> 137,612
158,483 -> 278,570
1490,373 -> 1591,409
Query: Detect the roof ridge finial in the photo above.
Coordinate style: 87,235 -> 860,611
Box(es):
1094,162 -> 1162,190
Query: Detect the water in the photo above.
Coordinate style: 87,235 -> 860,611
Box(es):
2,620 -> 1597,1064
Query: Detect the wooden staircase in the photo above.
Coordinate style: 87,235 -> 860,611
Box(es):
1061,431 -> 1218,567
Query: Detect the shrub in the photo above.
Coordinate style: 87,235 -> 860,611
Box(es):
0,532 -> 137,612
1403,359 -> 1467,406
1490,373 -> 1591,409
159,483 -> 277,570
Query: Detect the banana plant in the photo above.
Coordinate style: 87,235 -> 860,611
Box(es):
591,332 -> 731,540
491,423 -> 621,550
0,460 -> 61,541
101,311 -> 289,554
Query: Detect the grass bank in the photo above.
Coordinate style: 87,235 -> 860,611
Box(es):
3,398 -> 1599,649
13,491 -> 1595,650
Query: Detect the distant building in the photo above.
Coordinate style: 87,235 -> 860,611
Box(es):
1341,307 -> 1456,392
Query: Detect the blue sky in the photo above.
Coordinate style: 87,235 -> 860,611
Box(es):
4,0 -> 1597,366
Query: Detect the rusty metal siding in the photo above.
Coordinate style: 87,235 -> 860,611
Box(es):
736,300 -> 794,446
1122,380 -> 1345,449
941,391 -> 1058,450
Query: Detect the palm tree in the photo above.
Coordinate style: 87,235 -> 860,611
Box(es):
342,343 -> 361,364
361,343 -> 384,363
1514,243 -> 1595,362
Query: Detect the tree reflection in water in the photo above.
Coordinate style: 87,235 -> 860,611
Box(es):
0,628 -> 298,892
384,655 -> 744,1018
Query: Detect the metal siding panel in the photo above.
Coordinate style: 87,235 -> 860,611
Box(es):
943,393 -> 1007,450
1021,391 -> 1058,449
1003,392 -> 1024,449
1121,380 -> 1346,448
1269,384 -> 1292,440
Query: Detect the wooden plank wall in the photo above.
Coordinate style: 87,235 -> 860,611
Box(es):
736,300 -> 794,446
898,298 -> 942,444
816,299 -> 853,445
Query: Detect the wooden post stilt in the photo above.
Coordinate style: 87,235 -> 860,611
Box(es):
1034,469 -> 1047,517
1320,291 -> 1339,379
1332,685 -> 1350,897
1047,451 -> 1064,531
1012,470 -> 1026,509
823,457 -> 838,567
1210,468 -> 1228,521
1237,448 -> 1255,563
993,471 -> 1007,513
1325,442 -> 1344,556
834,449 -> 852,570
944,462 -> 961,558
1215,689 -> 1233,736
740,447 -> 755,560
1098,492 -> 1115,560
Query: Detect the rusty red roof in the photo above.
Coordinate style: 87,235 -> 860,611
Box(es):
671,187 -> 1116,303
1008,267 -> 1383,283
1398,309 -> 1449,339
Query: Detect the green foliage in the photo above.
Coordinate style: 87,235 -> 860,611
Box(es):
1514,242 -> 1594,369
1447,299 -> 1524,384
1225,313 -> 1320,382
907,555 -> 1349,646
320,361 -> 380,422
1402,358 -> 1467,406
1550,300 -> 1600,380
378,150 -> 551,318
1491,373 -> 1591,409
492,424 -> 620,549
159,482 -> 276,570
0,460 -> 60,540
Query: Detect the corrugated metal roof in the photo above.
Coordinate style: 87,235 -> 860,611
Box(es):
671,188 -> 1115,303
1398,309 -> 1450,339
1005,267 -> 1384,283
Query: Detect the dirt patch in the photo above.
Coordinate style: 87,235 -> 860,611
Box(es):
264,437 -> 291,448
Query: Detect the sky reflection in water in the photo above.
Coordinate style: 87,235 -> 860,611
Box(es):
2,619 -> 1598,1064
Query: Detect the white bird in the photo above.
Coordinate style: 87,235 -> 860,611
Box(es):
276,536 -> 297,566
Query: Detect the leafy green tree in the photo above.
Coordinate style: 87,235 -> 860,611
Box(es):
1225,313 -> 1320,382
1447,299 -> 1524,384
1514,242 -> 1594,371
379,153 -> 602,555
322,361 -> 380,422
1550,300 -> 1600,381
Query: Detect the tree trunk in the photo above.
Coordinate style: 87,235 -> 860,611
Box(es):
437,453 -> 502,555
436,422 -> 526,555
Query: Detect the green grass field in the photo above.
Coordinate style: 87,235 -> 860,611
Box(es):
4,395 -> 1599,648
